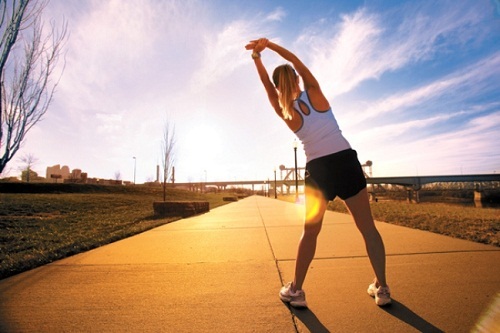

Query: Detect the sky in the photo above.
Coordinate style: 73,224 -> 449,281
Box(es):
3,0 -> 500,183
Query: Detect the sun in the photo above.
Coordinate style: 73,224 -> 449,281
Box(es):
178,120 -> 224,180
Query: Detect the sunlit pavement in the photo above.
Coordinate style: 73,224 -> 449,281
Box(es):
0,196 -> 499,332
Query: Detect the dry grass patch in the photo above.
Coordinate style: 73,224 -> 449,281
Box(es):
327,199 -> 499,246
0,185 -> 231,279
278,194 -> 499,246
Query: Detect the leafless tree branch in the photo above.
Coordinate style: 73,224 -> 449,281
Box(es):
0,0 -> 67,174
161,119 -> 176,201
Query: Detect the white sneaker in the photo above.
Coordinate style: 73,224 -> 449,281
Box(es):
279,282 -> 308,308
367,281 -> 392,306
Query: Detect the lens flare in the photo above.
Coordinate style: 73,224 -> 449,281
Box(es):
305,186 -> 326,223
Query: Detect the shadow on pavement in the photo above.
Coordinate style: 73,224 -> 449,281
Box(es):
383,299 -> 445,333
289,306 -> 330,333
287,299 -> 444,333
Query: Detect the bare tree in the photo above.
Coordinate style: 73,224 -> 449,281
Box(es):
0,0 -> 67,174
114,171 -> 121,181
161,119 -> 175,201
17,151 -> 37,182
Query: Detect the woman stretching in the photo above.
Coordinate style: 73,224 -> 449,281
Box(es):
246,38 -> 391,307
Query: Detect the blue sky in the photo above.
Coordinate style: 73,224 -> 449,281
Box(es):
4,0 -> 500,183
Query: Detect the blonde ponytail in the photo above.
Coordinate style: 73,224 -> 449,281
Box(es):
272,64 -> 298,120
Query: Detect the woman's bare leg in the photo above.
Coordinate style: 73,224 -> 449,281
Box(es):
292,187 -> 328,291
344,188 -> 387,287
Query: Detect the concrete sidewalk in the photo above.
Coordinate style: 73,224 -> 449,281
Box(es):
1,196 -> 499,332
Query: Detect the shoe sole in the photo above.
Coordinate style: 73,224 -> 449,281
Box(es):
280,294 -> 308,308
290,301 -> 308,308
375,298 -> 392,306
368,288 -> 391,306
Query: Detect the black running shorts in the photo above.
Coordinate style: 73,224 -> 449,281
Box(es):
305,149 -> 367,201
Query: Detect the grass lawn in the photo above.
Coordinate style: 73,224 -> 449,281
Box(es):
0,184 -> 232,279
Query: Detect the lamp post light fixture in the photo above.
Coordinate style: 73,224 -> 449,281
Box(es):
133,157 -> 136,185
293,139 -> 298,201
274,167 -> 277,199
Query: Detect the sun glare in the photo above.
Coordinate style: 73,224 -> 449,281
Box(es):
180,121 -> 224,180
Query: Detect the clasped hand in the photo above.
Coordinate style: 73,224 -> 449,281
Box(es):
245,38 -> 269,53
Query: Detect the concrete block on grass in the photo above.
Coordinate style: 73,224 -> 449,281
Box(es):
153,201 -> 209,218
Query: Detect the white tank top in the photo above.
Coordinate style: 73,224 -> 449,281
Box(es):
293,91 -> 351,162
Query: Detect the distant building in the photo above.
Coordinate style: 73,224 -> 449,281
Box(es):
71,169 -> 81,180
46,164 -> 70,182
45,164 -> 124,185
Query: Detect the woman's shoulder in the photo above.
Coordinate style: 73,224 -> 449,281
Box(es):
303,89 -> 330,112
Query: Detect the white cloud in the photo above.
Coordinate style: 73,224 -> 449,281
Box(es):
266,7 -> 286,22
346,51 -> 500,124
360,110 -> 500,176
190,19 -> 258,92
301,2 -> 491,100
355,111 -> 464,143
95,113 -> 122,134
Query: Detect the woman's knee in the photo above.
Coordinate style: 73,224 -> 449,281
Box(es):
357,223 -> 381,242
303,219 -> 323,238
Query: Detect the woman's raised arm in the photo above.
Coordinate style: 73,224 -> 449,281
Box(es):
247,39 -> 282,117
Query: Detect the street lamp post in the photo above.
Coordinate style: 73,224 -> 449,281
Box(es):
133,157 -> 136,185
274,167 -> 277,199
204,170 -> 207,193
293,139 -> 298,201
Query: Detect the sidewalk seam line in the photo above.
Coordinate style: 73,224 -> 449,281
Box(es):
276,249 -> 499,262
255,197 -> 300,333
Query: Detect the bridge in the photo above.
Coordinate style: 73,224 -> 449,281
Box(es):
365,174 -> 500,188
167,173 -> 499,204
365,174 -> 500,205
